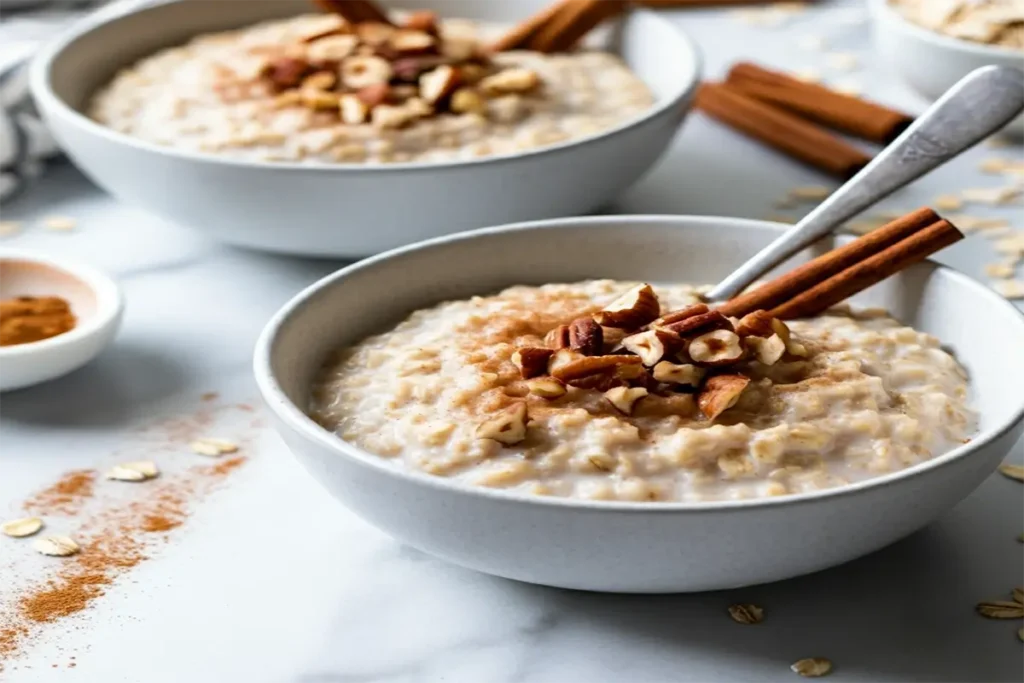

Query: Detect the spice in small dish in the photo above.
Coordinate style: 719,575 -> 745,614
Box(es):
0,296 -> 77,346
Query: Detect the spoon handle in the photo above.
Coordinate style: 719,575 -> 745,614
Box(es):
706,65 -> 1024,302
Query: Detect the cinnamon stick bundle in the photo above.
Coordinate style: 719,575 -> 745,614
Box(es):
696,83 -> 871,179
726,62 -> 914,144
718,207 -> 964,320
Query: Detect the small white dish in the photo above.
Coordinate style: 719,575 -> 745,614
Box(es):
254,215 -> 1024,593
29,0 -> 701,257
0,249 -> 124,391
868,0 -> 1024,136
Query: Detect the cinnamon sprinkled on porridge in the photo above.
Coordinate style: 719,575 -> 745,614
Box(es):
89,14 -> 654,164
311,280 -> 976,502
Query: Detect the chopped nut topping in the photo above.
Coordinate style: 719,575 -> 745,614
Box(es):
356,22 -> 395,47
568,317 -> 603,356
339,94 -> 369,124
527,377 -> 567,399
550,354 -> 643,382
594,284 -> 660,329
697,374 -> 750,420
419,64 -> 459,104
265,57 -> 309,89
479,67 -> 540,96
342,55 -> 393,89
390,29 -> 436,54
301,89 -> 341,110
476,402 -> 528,445
689,329 -> 745,366
512,347 -> 555,379
301,71 -> 337,91
356,83 -> 390,107
1,517 -> 43,538
735,310 -> 775,337
659,310 -> 732,339
604,386 -> 648,415
403,10 -> 438,33
545,325 -> 570,349
371,101 -> 427,129
307,34 -> 359,62
748,333 -> 786,366
450,87 -> 487,114
652,361 -> 705,387
621,329 -> 672,366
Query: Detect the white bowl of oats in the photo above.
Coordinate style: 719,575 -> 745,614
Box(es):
29,0 -> 698,257
254,214 -> 1024,592
869,0 -> 1024,135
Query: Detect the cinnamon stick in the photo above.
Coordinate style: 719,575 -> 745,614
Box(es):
719,207 -> 941,318
726,62 -> 914,144
529,0 -> 627,53
638,0 -> 815,5
313,0 -> 393,25
491,0 -> 573,52
769,218 -> 963,320
696,83 -> 871,179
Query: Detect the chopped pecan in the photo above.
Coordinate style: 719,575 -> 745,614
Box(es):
341,55 -> 393,89
735,310 -> 775,338
450,87 -> 487,114
593,284 -> 660,329
356,83 -> 390,107
747,334 -> 786,366
476,402 -> 528,445
356,22 -> 396,47
339,94 -> 369,124
265,57 -> 311,90
419,64 -> 460,104
688,330 -> 745,367
390,29 -> 436,54
527,377 -> 567,399
403,10 -> 439,34
544,325 -> 570,349
697,374 -> 750,420
511,347 -> 554,379
568,318 -> 603,356
604,387 -> 649,415
652,361 -> 705,388
550,354 -> 642,382
621,329 -> 676,366
659,310 -> 732,339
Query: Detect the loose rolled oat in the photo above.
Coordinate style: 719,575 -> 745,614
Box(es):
727,603 -> 764,624
1,517 -> 44,538
791,658 -> 833,677
33,535 -> 80,557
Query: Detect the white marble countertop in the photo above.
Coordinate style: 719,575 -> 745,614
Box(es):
1,2 -> 1022,681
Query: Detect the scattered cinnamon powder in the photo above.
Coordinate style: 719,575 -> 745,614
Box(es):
22,470 -> 97,516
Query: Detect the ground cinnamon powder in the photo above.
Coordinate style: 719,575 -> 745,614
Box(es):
0,296 -> 76,346
23,469 -> 97,516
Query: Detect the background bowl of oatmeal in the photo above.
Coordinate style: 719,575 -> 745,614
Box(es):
868,0 -> 1024,136
29,0 -> 700,257
253,215 -> 1024,593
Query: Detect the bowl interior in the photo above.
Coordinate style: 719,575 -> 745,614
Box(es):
264,216 -> 1024,445
44,0 -> 697,114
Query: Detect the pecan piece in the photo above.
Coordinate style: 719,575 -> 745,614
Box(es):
544,325 -> 570,349
389,29 -> 436,54
403,10 -> 439,34
550,354 -> 642,382
511,347 -> 554,379
265,57 -> 311,90
659,310 -> 732,339
604,387 -> 649,415
593,284 -> 660,329
697,374 -> 750,420
476,402 -> 528,445
746,334 -> 786,366
568,317 -> 603,356
419,64 -> 460,104
652,361 -> 705,388
688,330 -> 745,367
356,83 -> 390,107
527,377 -> 566,399
735,310 -> 775,338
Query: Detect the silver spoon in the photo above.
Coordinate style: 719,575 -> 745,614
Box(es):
705,65 -> 1024,303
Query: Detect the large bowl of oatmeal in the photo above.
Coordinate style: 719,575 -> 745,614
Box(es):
29,0 -> 699,256
253,215 -> 1024,592
869,0 -> 1024,135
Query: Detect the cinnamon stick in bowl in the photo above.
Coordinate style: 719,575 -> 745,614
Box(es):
696,82 -> 871,179
725,62 -> 914,144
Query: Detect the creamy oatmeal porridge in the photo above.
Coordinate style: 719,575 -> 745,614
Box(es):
311,280 -> 976,503
890,0 -> 1024,50
89,13 -> 655,164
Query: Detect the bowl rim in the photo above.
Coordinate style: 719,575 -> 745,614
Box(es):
0,247 -> 124,358
253,214 -> 1024,513
867,0 -> 1024,60
28,2 -> 702,174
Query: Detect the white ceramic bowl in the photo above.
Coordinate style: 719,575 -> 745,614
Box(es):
868,0 -> 1024,136
0,248 -> 124,391
254,215 -> 1024,593
29,0 -> 700,257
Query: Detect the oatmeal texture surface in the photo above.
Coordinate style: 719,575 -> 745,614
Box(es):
89,14 -> 655,164
311,281 -> 975,503
891,0 -> 1024,49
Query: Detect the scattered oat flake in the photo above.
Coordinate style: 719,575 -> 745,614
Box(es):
1,517 -> 44,538
987,136 -> 1013,148
789,185 -> 831,201
42,216 -> 76,231
727,603 -> 764,624
934,194 -> 963,211
189,438 -> 239,456
999,463 -> 1024,481
984,263 -> 1016,278
992,279 -> 1024,300
825,52 -> 858,71
980,158 -> 1010,174
976,600 -> 1024,619
791,658 -> 833,677
33,535 -> 80,557
962,186 -> 1021,205
105,461 -> 159,482
0,220 -> 21,237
